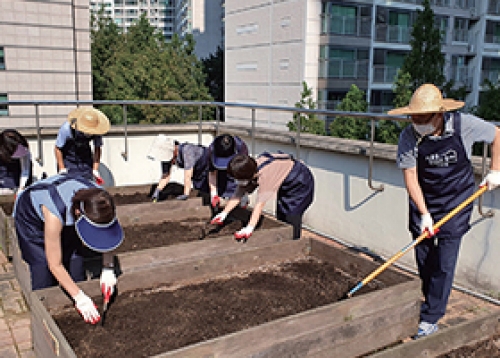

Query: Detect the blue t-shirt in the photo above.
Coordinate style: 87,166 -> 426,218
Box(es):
397,112 -> 496,169
55,121 -> 103,149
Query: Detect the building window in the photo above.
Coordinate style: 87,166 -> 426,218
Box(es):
0,94 -> 8,116
0,48 -> 4,70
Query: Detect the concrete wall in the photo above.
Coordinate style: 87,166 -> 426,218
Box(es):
18,122 -> 500,297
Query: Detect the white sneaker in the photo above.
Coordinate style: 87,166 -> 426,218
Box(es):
413,321 -> 439,339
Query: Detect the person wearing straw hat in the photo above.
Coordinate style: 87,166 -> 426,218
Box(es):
207,134 -> 249,209
13,174 -> 124,325
148,135 -> 210,202
55,107 -> 110,183
389,83 -> 500,338
0,129 -> 33,195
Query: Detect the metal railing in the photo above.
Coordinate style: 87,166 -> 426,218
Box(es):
4,99 -> 495,217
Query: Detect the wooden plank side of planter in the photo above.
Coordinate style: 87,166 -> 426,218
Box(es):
0,205 -> 8,257
158,281 -> 420,358
105,184 -> 154,195
29,290 -> 77,358
9,220 -> 32,306
367,311 -> 500,358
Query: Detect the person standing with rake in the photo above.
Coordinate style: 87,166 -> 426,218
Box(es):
389,83 -> 500,338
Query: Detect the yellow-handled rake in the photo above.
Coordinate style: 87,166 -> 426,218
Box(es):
346,185 -> 488,298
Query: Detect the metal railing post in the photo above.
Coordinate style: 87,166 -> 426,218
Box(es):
35,104 -> 43,166
295,111 -> 301,160
478,143 -> 494,217
121,104 -> 128,160
198,105 -> 203,145
251,108 -> 256,157
368,118 -> 384,192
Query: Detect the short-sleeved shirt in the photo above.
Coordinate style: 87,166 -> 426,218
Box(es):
14,175 -> 94,225
55,121 -> 103,149
235,153 -> 294,204
161,143 -> 205,174
397,112 -> 496,169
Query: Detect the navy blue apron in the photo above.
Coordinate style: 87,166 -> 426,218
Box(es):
411,112 -> 474,323
410,112 -> 475,238
0,159 -> 22,189
14,175 -> 95,290
176,144 -> 210,193
60,128 -> 95,180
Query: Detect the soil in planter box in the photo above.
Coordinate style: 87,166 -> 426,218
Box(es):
437,333 -> 500,357
53,256 -> 393,358
116,216 -> 283,253
112,182 -> 199,205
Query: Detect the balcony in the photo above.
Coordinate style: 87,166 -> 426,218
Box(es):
321,14 -> 371,37
481,69 -> 500,84
448,65 -> 472,88
488,0 -> 500,15
452,28 -> 469,42
375,24 -> 412,44
484,33 -> 500,45
318,59 -> 369,79
372,65 -> 399,84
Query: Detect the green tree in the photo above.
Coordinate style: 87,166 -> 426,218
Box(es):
90,7 -> 122,101
401,0 -> 445,91
473,80 -> 500,121
329,85 -> 369,140
92,13 -> 212,124
202,46 -> 224,103
287,82 -> 326,136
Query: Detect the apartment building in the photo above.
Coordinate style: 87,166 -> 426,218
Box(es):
90,0 -> 223,59
225,0 -> 499,128
0,0 -> 92,128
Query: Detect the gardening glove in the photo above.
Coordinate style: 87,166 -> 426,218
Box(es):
58,168 -> 68,175
93,170 -> 104,185
210,190 -> 220,208
152,188 -> 161,202
100,268 -> 117,300
239,194 -> 249,209
210,211 -> 227,225
234,225 -> 254,242
73,290 -> 100,324
176,194 -> 189,200
480,170 -> 500,191
420,213 -> 434,237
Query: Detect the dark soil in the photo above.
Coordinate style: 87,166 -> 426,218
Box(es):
437,334 -> 500,357
53,257 -> 380,358
116,216 -> 282,253
112,182 -> 199,206
0,202 -> 13,216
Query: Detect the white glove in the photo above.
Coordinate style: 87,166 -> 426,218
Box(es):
210,190 -> 220,208
100,268 -> 117,299
420,213 -> 434,236
210,212 -> 227,225
234,225 -> 254,241
480,170 -> 500,191
58,168 -> 68,175
73,290 -> 100,324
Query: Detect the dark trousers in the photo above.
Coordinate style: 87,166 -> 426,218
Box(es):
415,234 -> 462,324
276,212 -> 302,239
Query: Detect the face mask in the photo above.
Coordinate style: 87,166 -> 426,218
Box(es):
235,179 -> 249,186
413,123 -> 436,136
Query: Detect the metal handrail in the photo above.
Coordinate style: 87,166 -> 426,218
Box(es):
479,143 -> 495,218
4,99 -> 495,217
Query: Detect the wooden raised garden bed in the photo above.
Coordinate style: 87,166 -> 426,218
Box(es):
29,237 -> 420,357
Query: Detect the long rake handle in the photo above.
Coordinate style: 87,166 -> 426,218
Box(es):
347,185 -> 488,298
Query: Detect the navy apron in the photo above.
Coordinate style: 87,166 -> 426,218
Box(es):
60,128 -> 95,180
410,112 -> 475,238
15,175 -> 95,290
176,144 -> 210,193
0,159 -> 22,189
411,112 -> 474,323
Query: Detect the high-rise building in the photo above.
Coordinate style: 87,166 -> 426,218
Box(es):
0,0 -> 92,128
90,0 -> 223,59
225,0 -> 496,129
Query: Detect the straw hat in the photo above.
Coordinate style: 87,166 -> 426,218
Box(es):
388,84 -> 464,116
67,107 -> 110,135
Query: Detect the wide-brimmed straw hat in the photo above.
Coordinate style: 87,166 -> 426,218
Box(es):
67,107 -> 110,135
388,84 -> 464,116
